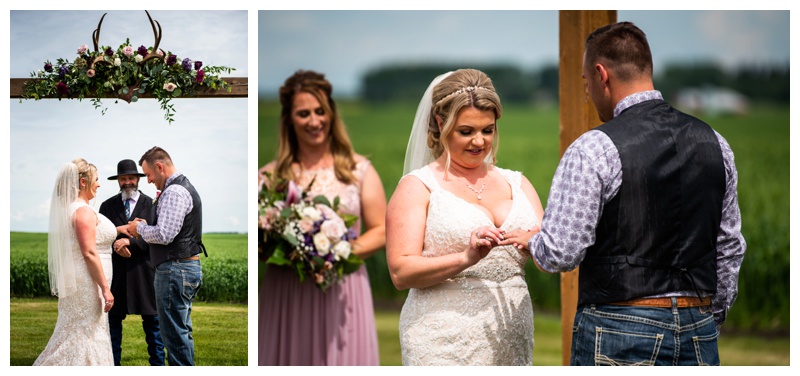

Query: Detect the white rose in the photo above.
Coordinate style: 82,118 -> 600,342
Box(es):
313,233 -> 331,256
114,57 -> 121,66
301,207 -> 322,221
320,219 -> 346,239
135,54 -> 143,63
333,241 -> 351,261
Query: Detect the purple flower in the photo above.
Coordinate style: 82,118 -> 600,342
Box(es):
138,45 -> 148,57
194,60 -> 203,70
182,58 -> 192,72
44,62 -> 53,72
58,65 -> 69,78
166,54 -> 177,66
105,47 -> 114,56
195,69 -> 205,84
56,82 -> 69,95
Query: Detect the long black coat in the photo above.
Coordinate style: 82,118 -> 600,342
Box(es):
99,192 -> 158,316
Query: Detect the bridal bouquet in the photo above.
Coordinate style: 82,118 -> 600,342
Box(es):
258,172 -> 363,291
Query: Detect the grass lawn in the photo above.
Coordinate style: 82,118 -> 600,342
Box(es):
374,309 -> 790,366
9,298 -> 247,366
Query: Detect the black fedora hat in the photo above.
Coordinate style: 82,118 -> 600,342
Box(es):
108,159 -> 146,180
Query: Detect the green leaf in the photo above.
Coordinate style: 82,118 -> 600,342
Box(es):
312,195 -> 331,207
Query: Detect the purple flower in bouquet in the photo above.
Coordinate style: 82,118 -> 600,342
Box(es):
44,62 -> 53,72
195,69 -> 205,84
194,60 -> 203,70
166,54 -> 178,66
58,65 -> 68,78
56,82 -> 69,95
105,47 -> 114,56
138,45 -> 148,57
285,180 -> 302,205
182,58 -> 192,72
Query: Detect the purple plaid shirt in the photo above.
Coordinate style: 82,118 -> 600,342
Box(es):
530,90 -> 746,328
137,173 -> 194,245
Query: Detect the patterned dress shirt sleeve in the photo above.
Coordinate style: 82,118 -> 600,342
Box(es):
711,131 -> 747,328
137,174 -> 194,245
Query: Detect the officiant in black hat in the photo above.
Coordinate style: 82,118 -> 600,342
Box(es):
99,159 -> 165,366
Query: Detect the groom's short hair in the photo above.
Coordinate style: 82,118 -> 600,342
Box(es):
585,21 -> 653,82
139,146 -> 173,168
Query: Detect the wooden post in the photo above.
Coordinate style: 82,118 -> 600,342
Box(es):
558,10 -> 616,366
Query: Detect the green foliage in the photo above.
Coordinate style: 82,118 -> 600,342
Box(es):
9,232 -> 247,303
259,99 -> 789,331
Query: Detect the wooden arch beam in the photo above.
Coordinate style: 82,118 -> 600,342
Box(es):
558,10 -> 616,366
9,77 -> 248,98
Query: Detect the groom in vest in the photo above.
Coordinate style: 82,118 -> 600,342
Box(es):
99,159 -> 165,366
528,22 -> 745,365
127,146 -> 206,366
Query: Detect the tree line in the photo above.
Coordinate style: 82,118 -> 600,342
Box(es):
361,62 -> 789,105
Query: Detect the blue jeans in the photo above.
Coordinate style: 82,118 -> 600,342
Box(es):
570,298 -> 719,366
154,260 -> 202,366
110,313 -> 165,366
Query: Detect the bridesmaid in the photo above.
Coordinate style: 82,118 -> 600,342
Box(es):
258,70 -> 386,365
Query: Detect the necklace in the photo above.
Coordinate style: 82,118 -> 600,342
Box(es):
463,180 -> 486,200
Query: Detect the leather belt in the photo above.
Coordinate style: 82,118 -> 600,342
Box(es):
610,296 -> 711,308
172,255 -> 200,261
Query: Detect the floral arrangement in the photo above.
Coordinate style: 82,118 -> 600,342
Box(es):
19,12 -> 235,125
258,171 -> 363,291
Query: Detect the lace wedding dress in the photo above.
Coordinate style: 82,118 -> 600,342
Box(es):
399,166 -> 537,366
34,202 -> 116,366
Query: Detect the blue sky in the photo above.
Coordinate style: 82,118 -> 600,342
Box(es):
259,10 -> 790,98
7,10 -> 249,233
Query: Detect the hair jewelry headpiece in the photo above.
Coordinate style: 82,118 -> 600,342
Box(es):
435,86 -> 491,105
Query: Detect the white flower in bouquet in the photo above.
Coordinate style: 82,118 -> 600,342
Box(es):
301,206 -> 323,221
320,218 -> 347,239
298,218 -> 314,233
314,232 -> 331,256
333,241 -> 352,261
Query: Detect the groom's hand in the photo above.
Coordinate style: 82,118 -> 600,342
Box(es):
127,218 -> 144,237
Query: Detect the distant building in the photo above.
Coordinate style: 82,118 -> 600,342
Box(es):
674,86 -> 749,116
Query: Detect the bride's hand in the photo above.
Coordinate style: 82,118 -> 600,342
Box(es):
116,225 -> 132,237
464,226 -> 504,266
102,290 -> 114,313
498,226 -> 541,254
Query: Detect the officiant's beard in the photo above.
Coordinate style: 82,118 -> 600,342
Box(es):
121,185 -> 138,200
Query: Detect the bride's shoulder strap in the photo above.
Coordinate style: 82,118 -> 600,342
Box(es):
401,165 -> 436,192
494,166 -> 522,189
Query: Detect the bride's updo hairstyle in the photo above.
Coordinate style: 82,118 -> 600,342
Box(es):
429,69 -> 502,175
275,70 -> 357,184
71,158 -> 97,192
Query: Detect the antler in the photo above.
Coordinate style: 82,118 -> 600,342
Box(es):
140,10 -> 164,64
90,13 -> 110,69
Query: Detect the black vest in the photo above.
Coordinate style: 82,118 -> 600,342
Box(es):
578,99 -> 725,306
150,174 -> 205,266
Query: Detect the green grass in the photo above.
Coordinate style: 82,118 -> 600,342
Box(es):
374,309 -> 789,366
9,298 -> 247,366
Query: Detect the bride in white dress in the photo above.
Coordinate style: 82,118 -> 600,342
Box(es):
387,69 -> 544,365
34,158 -> 118,366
